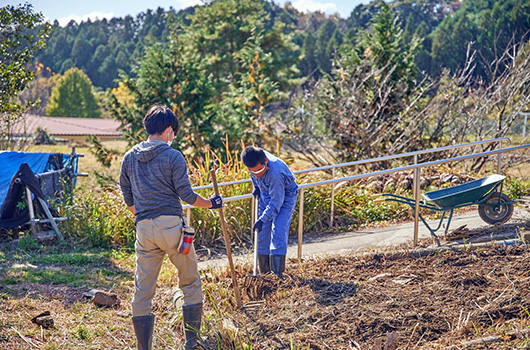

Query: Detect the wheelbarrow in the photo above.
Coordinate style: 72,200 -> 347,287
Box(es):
373,174 -> 516,239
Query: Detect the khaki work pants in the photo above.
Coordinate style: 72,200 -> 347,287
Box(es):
132,215 -> 202,317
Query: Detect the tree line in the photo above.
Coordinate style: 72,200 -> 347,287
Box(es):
29,0 -> 530,90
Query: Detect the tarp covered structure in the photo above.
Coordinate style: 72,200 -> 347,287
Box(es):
0,151 -> 79,231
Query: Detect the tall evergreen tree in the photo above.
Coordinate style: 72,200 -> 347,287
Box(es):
302,2 -> 424,161
108,35 -> 214,155
217,28 -> 280,147
315,19 -> 337,74
430,0 -> 530,80
357,2 -> 419,90
300,32 -> 317,78
413,21 -> 431,74
181,0 -> 299,94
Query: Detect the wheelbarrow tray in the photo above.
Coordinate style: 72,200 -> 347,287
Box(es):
422,174 -> 506,209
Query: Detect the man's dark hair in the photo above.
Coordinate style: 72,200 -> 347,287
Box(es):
143,105 -> 179,135
241,146 -> 266,168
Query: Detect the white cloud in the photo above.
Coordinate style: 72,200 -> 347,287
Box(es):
55,11 -> 115,26
292,0 -> 337,14
177,0 -> 204,9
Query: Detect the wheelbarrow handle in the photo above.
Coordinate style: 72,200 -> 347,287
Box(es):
372,196 -> 387,204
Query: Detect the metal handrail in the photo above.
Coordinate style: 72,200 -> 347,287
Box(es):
292,137 -> 511,175
296,144 -> 526,189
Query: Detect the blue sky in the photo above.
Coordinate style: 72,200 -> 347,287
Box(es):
2,0 -> 370,26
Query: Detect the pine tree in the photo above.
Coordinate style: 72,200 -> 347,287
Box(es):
301,32 -> 317,78
315,19 -> 337,74
108,35 -> 214,155
218,27 -> 279,147
306,2 -> 424,161
181,0 -> 299,93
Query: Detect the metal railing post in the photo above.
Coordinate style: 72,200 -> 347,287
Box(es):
330,167 -> 335,227
521,112 -> 530,138
298,188 -> 304,263
497,140 -> 502,174
413,155 -> 420,246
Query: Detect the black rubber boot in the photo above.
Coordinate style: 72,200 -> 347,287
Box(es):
182,302 -> 202,349
258,254 -> 270,274
132,313 -> 155,350
270,255 -> 286,278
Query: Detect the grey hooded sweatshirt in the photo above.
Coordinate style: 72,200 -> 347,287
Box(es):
119,141 -> 197,223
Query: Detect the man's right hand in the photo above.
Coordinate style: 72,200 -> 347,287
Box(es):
209,194 -> 224,209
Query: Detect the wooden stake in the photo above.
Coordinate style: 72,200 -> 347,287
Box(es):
210,169 -> 242,308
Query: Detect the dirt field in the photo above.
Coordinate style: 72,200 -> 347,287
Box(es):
224,243 -> 530,349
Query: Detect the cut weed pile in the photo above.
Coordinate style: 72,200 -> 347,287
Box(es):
2,238 -> 530,349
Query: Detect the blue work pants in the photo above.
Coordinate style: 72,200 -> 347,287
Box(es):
257,194 -> 297,256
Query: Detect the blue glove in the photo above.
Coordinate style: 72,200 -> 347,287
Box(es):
253,220 -> 263,233
252,186 -> 260,199
209,194 -> 223,209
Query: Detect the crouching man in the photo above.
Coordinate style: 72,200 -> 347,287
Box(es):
241,146 -> 298,277
119,105 -> 223,350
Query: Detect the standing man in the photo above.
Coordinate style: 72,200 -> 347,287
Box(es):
241,146 -> 298,277
119,105 -> 223,350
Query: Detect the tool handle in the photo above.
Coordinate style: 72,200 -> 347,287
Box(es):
210,169 -> 242,308
211,169 -> 220,196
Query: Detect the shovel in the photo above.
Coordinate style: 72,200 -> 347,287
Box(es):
210,169 -> 242,309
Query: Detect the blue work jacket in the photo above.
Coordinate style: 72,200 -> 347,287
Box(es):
251,151 -> 299,223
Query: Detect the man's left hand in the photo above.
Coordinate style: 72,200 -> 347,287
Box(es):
253,220 -> 263,233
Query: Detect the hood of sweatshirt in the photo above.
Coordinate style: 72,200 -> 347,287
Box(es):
132,141 -> 171,163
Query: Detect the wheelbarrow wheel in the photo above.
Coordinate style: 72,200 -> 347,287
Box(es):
478,192 -> 513,225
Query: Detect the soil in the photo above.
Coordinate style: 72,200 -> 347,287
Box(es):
201,242 -> 530,349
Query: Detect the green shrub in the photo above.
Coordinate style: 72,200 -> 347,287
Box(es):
62,188 -> 135,248
504,176 -> 530,199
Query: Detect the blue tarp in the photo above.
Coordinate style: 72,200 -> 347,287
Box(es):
0,152 -> 59,207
